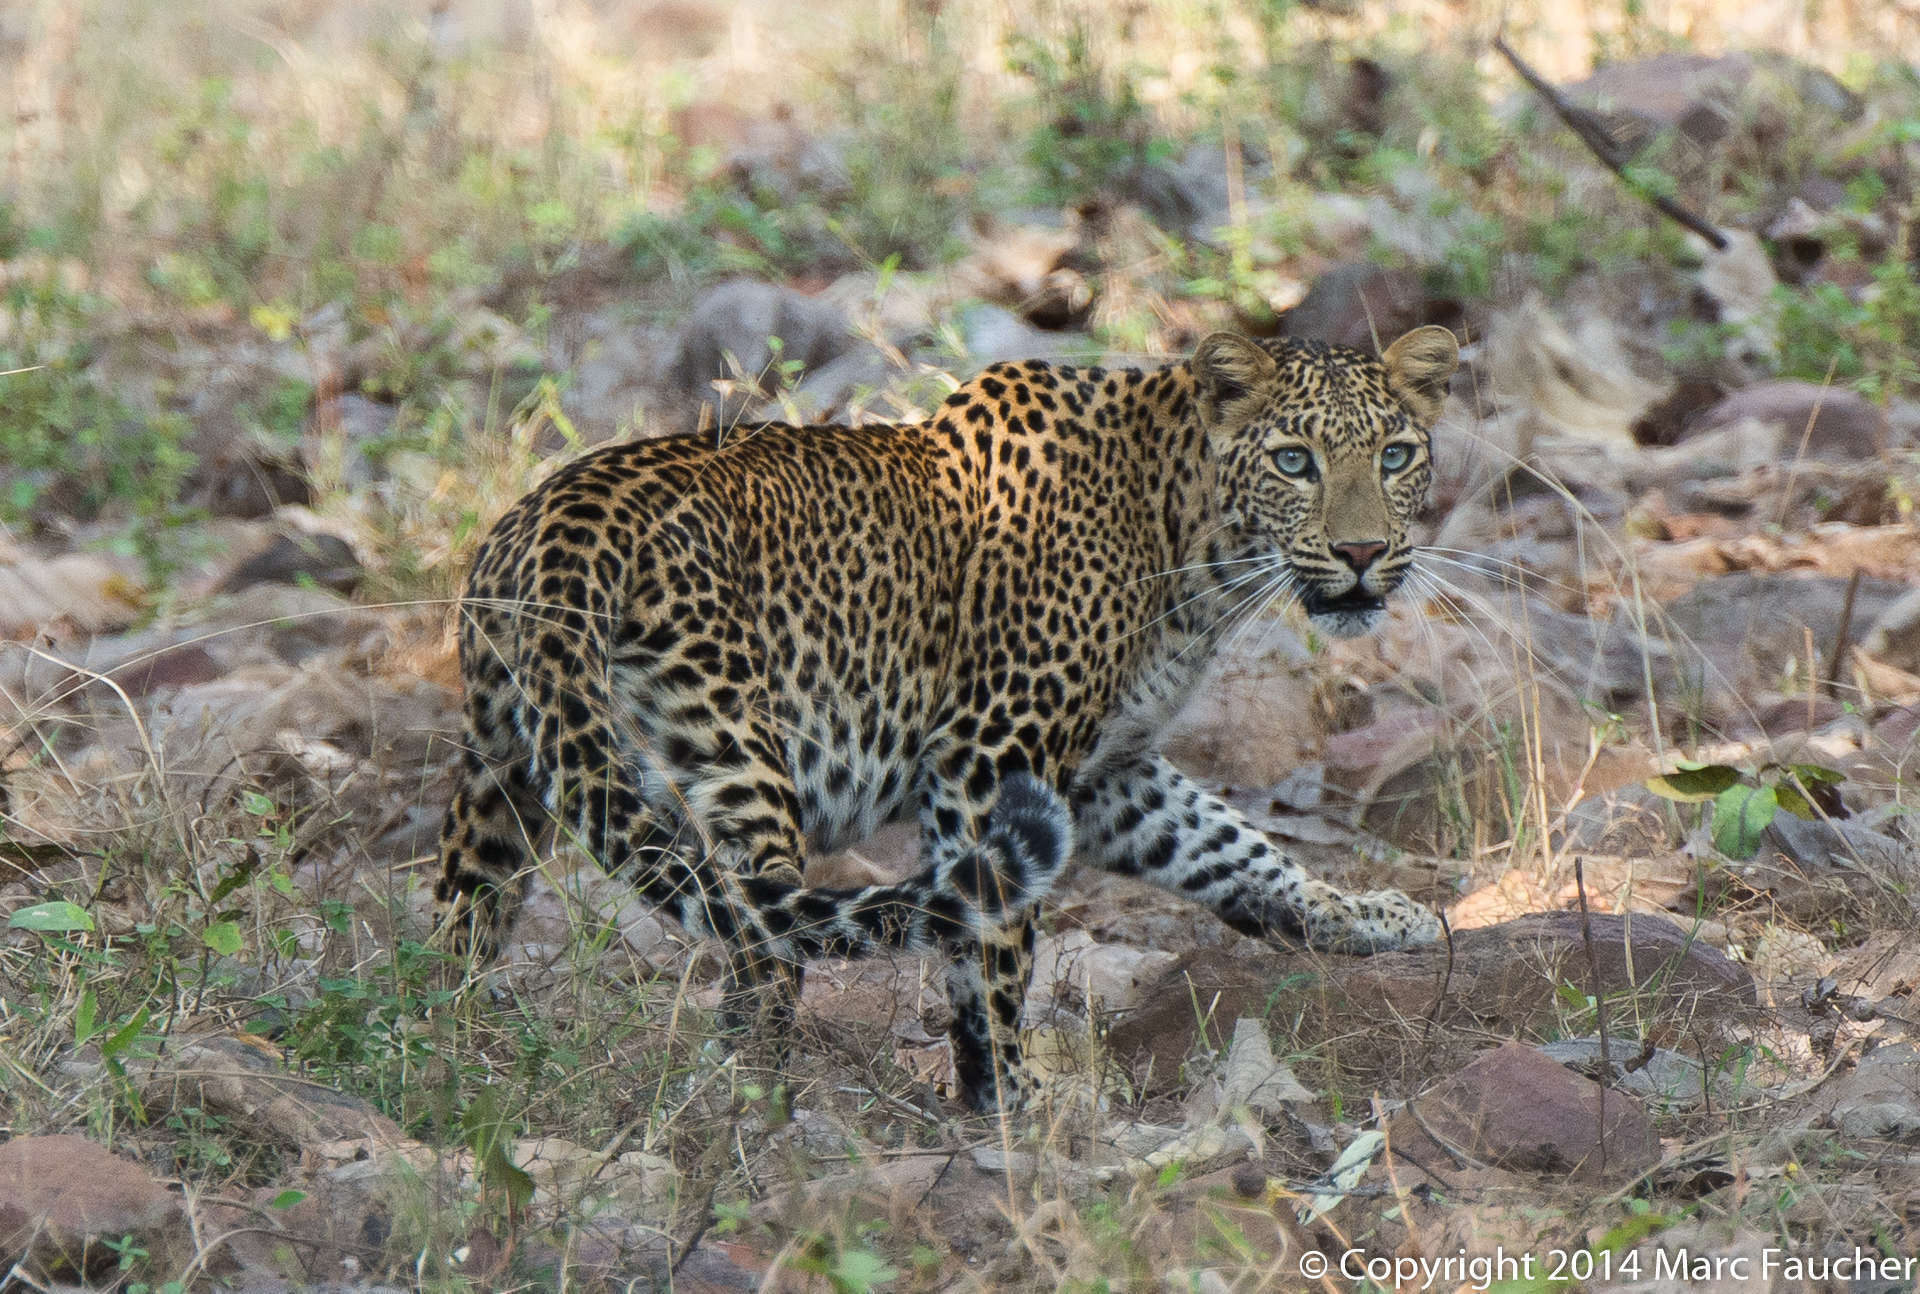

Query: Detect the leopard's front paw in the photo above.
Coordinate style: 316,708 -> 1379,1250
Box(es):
1291,884 -> 1442,955
1363,887 -> 1443,948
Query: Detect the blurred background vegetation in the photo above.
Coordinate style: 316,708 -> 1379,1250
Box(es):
1,0 -> 1916,580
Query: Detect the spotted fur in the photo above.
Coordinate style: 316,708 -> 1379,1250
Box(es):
435,325 -> 1458,1111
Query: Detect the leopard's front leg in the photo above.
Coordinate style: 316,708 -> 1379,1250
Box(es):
1073,754 -> 1441,953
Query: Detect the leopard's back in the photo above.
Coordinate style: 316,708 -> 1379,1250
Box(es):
457,423 -> 975,854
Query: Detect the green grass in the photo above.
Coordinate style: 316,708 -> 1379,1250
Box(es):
4,1 -> 1920,1288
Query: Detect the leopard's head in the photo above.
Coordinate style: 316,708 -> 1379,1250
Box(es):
1194,326 -> 1459,639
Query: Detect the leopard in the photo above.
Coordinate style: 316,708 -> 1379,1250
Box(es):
434,323 -> 1459,1112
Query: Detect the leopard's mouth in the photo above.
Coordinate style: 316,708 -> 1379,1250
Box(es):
1301,586 -> 1387,619
1300,583 -> 1390,639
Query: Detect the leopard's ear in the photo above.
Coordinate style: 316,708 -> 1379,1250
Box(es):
1381,325 -> 1459,426
1192,332 -> 1278,426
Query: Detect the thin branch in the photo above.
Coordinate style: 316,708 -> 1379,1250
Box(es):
1493,34 -> 1729,252
1824,568 -> 1862,697
1573,857 -> 1610,1179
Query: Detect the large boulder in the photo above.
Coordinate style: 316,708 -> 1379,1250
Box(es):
1684,381 -> 1889,461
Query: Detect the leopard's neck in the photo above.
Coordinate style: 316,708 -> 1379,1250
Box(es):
1113,359 -> 1270,647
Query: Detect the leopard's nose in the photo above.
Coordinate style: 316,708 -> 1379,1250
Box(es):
1331,540 -> 1388,573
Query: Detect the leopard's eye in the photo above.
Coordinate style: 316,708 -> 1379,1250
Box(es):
1380,444 -> 1414,473
1274,446 -> 1315,478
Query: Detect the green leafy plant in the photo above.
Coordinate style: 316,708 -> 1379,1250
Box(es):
1646,760 -> 1845,860
462,1084 -> 536,1217
791,1227 -> 901,1294
1005,24 -> 1164,205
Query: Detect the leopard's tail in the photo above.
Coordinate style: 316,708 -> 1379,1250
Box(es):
719,773 -> 1073,962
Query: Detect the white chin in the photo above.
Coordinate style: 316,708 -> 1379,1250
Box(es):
1309,609 -> 1386,639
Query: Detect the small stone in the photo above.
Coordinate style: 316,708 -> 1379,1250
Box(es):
664,280 -> 850,424
970,1146 -> 1040,1179
1821,1042 -> 1920,1141
0,1135 -> 186,1280
1403,1042 -> 1660,1182
1282,263 -> 1457,352
954,304 -> 1067,366
1863,586 -> 1920,674
219,531 -> 363,594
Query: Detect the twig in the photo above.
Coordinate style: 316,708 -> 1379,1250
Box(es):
1573,857 -> 1609,1178
1824,568 -> 1862,697
1405,1098 -> 1489,1172
1419,907 -> 1457,1045
1493,34 -> 1728,252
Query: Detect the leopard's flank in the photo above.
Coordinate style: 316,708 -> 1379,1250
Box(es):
436,325 -> 1459,1111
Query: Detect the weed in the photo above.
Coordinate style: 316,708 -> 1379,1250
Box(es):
1775,257 -> 1920,399
1646,759 -> 1846,860
1006,23 -> 1164,206
0,272 -> 196,572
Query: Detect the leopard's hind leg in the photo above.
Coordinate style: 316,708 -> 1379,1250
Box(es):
435,656 -> 551,964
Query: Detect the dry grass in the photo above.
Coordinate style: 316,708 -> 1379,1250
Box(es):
2,0 -> 1920,1289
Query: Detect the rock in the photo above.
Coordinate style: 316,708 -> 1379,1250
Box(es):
1863,586 -> 1920,673
218,531 -> 363,594
1559,784 -> 1677,854
752,342 -> 898,425
303,392 -> 398,489
1763,814 -> 1914,883
664,280 -> 850,423
1123,138 -> 1261,241
1563,52 -> 1858,157
953,303 -> 1073,366
186,443 -> 314,519
105,642 -> 227,698
549,304 -> 678,437
721,113 -> 851,205
1660,573 -> 1906,700
1280,263 -> 1459,352
0,1135 -> 187,1281
1685,381 -> 1889,461
129,1034 -> 407,1152
1820,1042 -> 1920,1141
1399,1041 -> 1659,1182
1536,1036 -> 1731,1110
970,1146 -> 1041,1180
1602,1224 -> 1782,1294
1321,707 -> 1450,844
0,550 -> 146,639
1565,52 -> 1758,149
1631,378 -> 1727,447
1032,930 -> 1181,1018
202,1144 -> 434,1287
1106,913 -> 1754,1093
172,337 -> 319,519
208,582 -> 387,665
